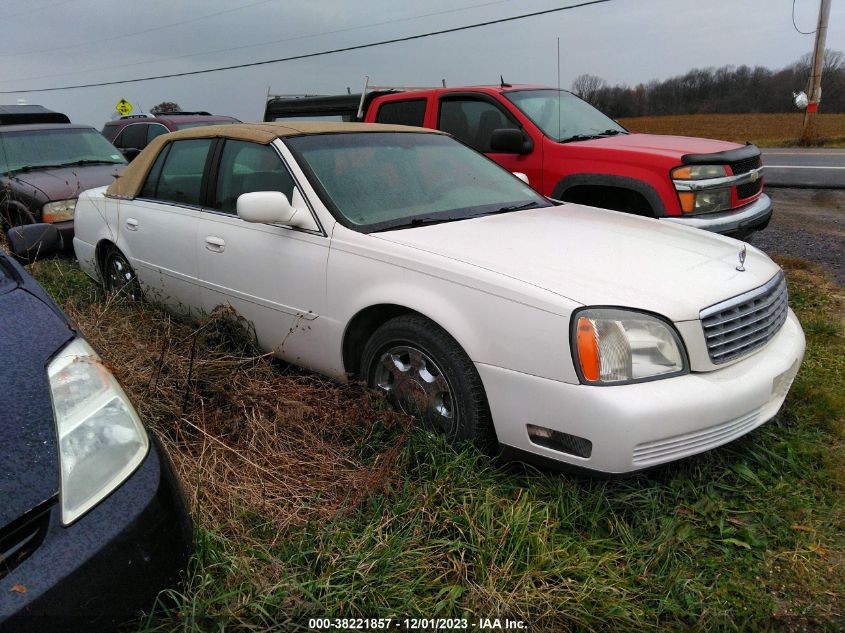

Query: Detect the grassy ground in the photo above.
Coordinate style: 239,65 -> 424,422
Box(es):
22,255 -> 845,632
618,113 -> 845,148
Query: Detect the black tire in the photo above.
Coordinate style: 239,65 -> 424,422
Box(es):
361,314 -> 493,445
102,246 -> 142,301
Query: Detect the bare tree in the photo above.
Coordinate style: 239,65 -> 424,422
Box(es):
150,101 -> 182,115
571,74 -> 607,106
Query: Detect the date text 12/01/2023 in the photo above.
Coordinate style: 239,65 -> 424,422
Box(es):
307,617 -> 527,629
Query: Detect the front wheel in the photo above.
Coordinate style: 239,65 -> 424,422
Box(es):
361,314 -> 493,445
103,247 -> 141,301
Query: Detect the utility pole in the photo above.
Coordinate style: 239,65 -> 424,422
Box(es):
800,0 -> 832,145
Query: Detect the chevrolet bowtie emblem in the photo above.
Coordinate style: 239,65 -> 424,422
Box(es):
736,244 -> 747,272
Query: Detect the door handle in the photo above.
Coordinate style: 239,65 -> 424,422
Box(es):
205,236 -> 225,252
125,217 -> 139,231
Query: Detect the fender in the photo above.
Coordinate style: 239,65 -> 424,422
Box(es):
551,173 -> 667,218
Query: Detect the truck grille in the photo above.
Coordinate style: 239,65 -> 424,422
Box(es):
700,272 -> 788,364
729,155 -> 761,175
736,179 -> 763,200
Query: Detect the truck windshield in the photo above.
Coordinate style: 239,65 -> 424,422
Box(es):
0,127 -> 126,173
504,89 -> 627,143
286,132 -> 550,232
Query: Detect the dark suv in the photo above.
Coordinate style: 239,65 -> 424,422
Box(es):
101,111 -> 240,159
1,108 -> 127,244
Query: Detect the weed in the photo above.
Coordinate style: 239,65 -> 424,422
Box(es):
18,255 -> 845,631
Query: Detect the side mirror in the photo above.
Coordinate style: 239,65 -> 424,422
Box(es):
512,172 -> 529,184
7,224 -> 62,262
490,128 -> 532,155
120,147 -> 141,161
237,191 -> 296,224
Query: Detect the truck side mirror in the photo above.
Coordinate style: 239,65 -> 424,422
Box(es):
7,224 -> 62,262
490,129 -> 532,155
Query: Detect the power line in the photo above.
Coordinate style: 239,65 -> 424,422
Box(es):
792,0 -> 817,35
0,0 -> 613,94
3,0 -> 520,84
0,0 -> 279,58
3,0 -> 82,20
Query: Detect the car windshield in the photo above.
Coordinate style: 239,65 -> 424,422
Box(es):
285,132 -> 551,232
0,127 -> 126,173
504,89 -> 627,143
174,120 -> 235,130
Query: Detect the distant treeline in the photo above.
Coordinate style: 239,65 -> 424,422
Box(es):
572,49 -> 845,117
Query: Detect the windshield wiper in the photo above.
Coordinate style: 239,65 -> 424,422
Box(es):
376,216 -> 463,232
48,159 -> 123,168
559,129 -> 627,143
489,201 -> 540,214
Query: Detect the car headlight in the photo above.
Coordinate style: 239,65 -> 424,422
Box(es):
47,338 -> 149,525
42,199 -> 77,223
671,165 -> 731,215
571,308 -> 688,385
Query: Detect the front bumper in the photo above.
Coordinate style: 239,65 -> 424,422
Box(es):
662,193 -> 772,237
480,309 -> 805,474
0,436 -> 192,632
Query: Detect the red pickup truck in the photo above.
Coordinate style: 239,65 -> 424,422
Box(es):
264,85 -> 771,238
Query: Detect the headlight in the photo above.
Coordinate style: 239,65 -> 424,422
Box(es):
47,338 -> 149,525
571,308 -> 687,385
42,199 -> 77,223
671,165 -> 727,180
671,165 -> 731,215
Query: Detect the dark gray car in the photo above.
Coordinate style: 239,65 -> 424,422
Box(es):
0,124 -> 126,245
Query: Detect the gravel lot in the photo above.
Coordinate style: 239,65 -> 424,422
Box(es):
754,188 -> 845,285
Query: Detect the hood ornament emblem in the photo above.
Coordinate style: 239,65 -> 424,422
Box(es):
736,245 -> 747,272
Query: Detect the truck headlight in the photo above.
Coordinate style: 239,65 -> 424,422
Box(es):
671,165 -> 726,180
671,165 -> 731,215
571,308 -> 688,384
42,199 -> 77,223
47,338 -> 149,525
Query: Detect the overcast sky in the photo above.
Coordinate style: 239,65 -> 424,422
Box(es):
1,0 -> 843,127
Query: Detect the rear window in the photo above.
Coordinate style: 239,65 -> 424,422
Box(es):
375,99 -> 426,126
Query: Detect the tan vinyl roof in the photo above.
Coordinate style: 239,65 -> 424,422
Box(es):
106,121 -> 443,200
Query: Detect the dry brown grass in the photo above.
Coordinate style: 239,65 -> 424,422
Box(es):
55,286 -> 410,542
618,113 -> 845,147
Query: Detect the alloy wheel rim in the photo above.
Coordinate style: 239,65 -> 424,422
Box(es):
373,345 -> 456,434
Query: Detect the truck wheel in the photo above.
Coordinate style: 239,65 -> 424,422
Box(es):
361,314 -> 493,445
103,247 -> 141,301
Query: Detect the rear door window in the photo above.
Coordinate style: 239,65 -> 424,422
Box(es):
375,99 -> 427,126
116,124 -> 148,150
212,140 -> 295,214
144,139 -> 213,206
146,124 -> 169,144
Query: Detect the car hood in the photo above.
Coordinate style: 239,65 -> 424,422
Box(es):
9,163 -> 125,201
570,133 -> 742,161
372,204 -> 781,322
0,282 -> 74,531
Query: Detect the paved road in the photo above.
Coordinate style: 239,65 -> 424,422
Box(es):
755,188 -> 845,285
762,148 -> 845,188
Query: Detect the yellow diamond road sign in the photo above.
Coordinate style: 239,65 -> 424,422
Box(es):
115,99 -> 133,116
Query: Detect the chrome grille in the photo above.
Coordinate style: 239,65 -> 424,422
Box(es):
701,272 -> 788,364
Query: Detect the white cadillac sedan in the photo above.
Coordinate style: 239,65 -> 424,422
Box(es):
73,122 -> 805,474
